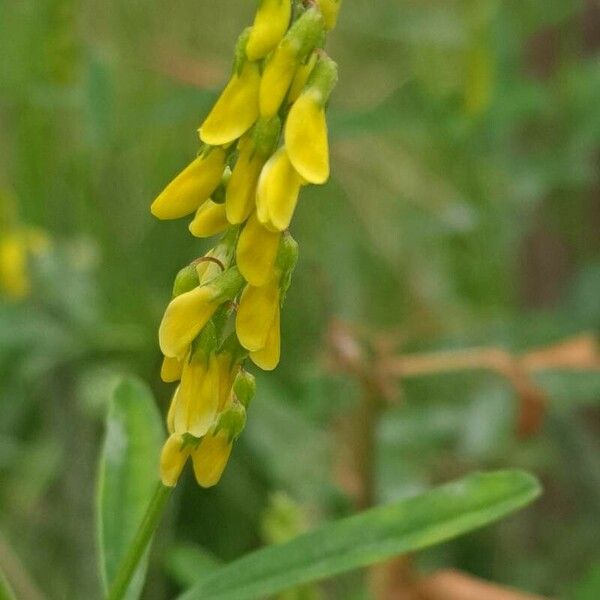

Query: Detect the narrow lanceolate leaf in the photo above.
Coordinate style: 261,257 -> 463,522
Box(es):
97,377 -> 164,600
179,470 -> 541,600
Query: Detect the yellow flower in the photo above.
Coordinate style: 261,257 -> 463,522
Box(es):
236,212 -> 282,287
236,279 -> 280,352
0,232 -> 29,299
246,0 -> 292,61
225,134 -> 264,225
160,433 -> 191,487
259,42 -> 298,119
161,356 -> 183,382
191,431 -> 232,488
318,0 -> 342,30
250,303 -> 281,371
287,51 -> 318,104
151,148 -> 226,220
189,200 -> 229,238
159,286 -> 219,359
256,147 -> 304,231
199,61 -> 261,146
173,353 -> 220,437
285,90 -> 329,184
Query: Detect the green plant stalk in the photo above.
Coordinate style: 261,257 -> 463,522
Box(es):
106,483 -> 172,600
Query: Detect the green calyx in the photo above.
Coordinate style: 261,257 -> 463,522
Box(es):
172,263 -> 200,297
215,401 -> 247,441
306,53 -> 338,104
233,370 -> 256,408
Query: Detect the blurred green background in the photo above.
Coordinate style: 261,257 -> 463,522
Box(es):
1,0 -> 599,598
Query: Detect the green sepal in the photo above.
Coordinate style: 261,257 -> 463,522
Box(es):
306,53 -> 338,105
233,27 -> 253,75
233,370 -> 256,408
172,263 -> 200,298
276,232 -> 299,301
215,400 -> 247,441
252,116 -> 282,158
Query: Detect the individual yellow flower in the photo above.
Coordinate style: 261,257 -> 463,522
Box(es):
151,147 -> 226,220
160,433 -> 191,487
173,352 -> 220,438
225,134 -> 265,225
259,7 -> 324,118
250,303 -> 281,371
256,147 -> 304,231
317,0 -> 342,30
236,279 -> 280,352
159,286 -> 219,359
191,431 -> 233,488
236,212 -> 282,287
0,232 -> 29,299
189,200 -> 229,238
246,0 -> 292,61
161,356 -> 183,383
199,60 -> 261,146
285,55 -> 337,184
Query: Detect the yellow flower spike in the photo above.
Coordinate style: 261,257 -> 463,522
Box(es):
256,147 -> 303,231
160,433 -> 191,487
225,135 -> 264,225
0,233 -> 29,299
259,7 -> 324,118
151,147 -> 226,220
159,286 -> 218,359
191,431 -> 233,488
246,0 -> 292,61
285,91 -> 329,184
161,356 -> 183,383
287,51 -> 318,104
250,303 -> 281,371
199,60 -> 261,146
236,280 -> 279,352
189,200 -> 229,238
236,212 -> 282,287
174,353 -> 220,437
317,0 -> 342,30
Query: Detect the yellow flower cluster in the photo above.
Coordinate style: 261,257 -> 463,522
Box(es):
153,0 -> 341,488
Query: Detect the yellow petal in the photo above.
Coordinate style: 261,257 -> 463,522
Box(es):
191,431 -> 233,488
236,212 -> 281,287
174,355 -> 220,437
189,200 -> 229,238
0,233 -> 29,299
199,61 -> 261,146
317,0 -> 342,30
216,353 -> 239,411
236,282 -> 279,352
250,303 -> 281,370
161,356 -> 183,383
287,51 -> 318,104
159,286 -> 218,359
166,387 -> 179,434
259,42 -> 297,118
160,434 -> 190,487
246,0 -> 292,61
151,149 -> 226,220
285,91 -> 329,184
225,136 -> 264,224
256,147 -> 303,231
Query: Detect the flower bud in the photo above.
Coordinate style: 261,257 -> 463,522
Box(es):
216,401 -> 247,441
285,55 -> 337,184
233,370 -> 256,408
256,147 -> 304,231
236,279 -> 280,352
259,7 -> 324,118
160,433 -> 191,487
236,212 -> 282,287
191,431 -> 233,488
151,147 -> 226,220
199,30 -> 260,146
246,0 -> 292,61
189,200 -> 229,238
172,263 -> 201,297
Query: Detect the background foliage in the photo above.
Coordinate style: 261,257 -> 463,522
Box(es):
0,0 -> 599,598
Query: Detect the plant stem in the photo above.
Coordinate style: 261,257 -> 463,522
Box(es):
106,483 -> 172,600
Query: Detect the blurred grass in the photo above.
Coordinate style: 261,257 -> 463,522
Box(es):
0,0 -> 599,598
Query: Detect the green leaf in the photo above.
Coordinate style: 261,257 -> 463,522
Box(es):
96,377 -> 164,600
179,470 -> 540,600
